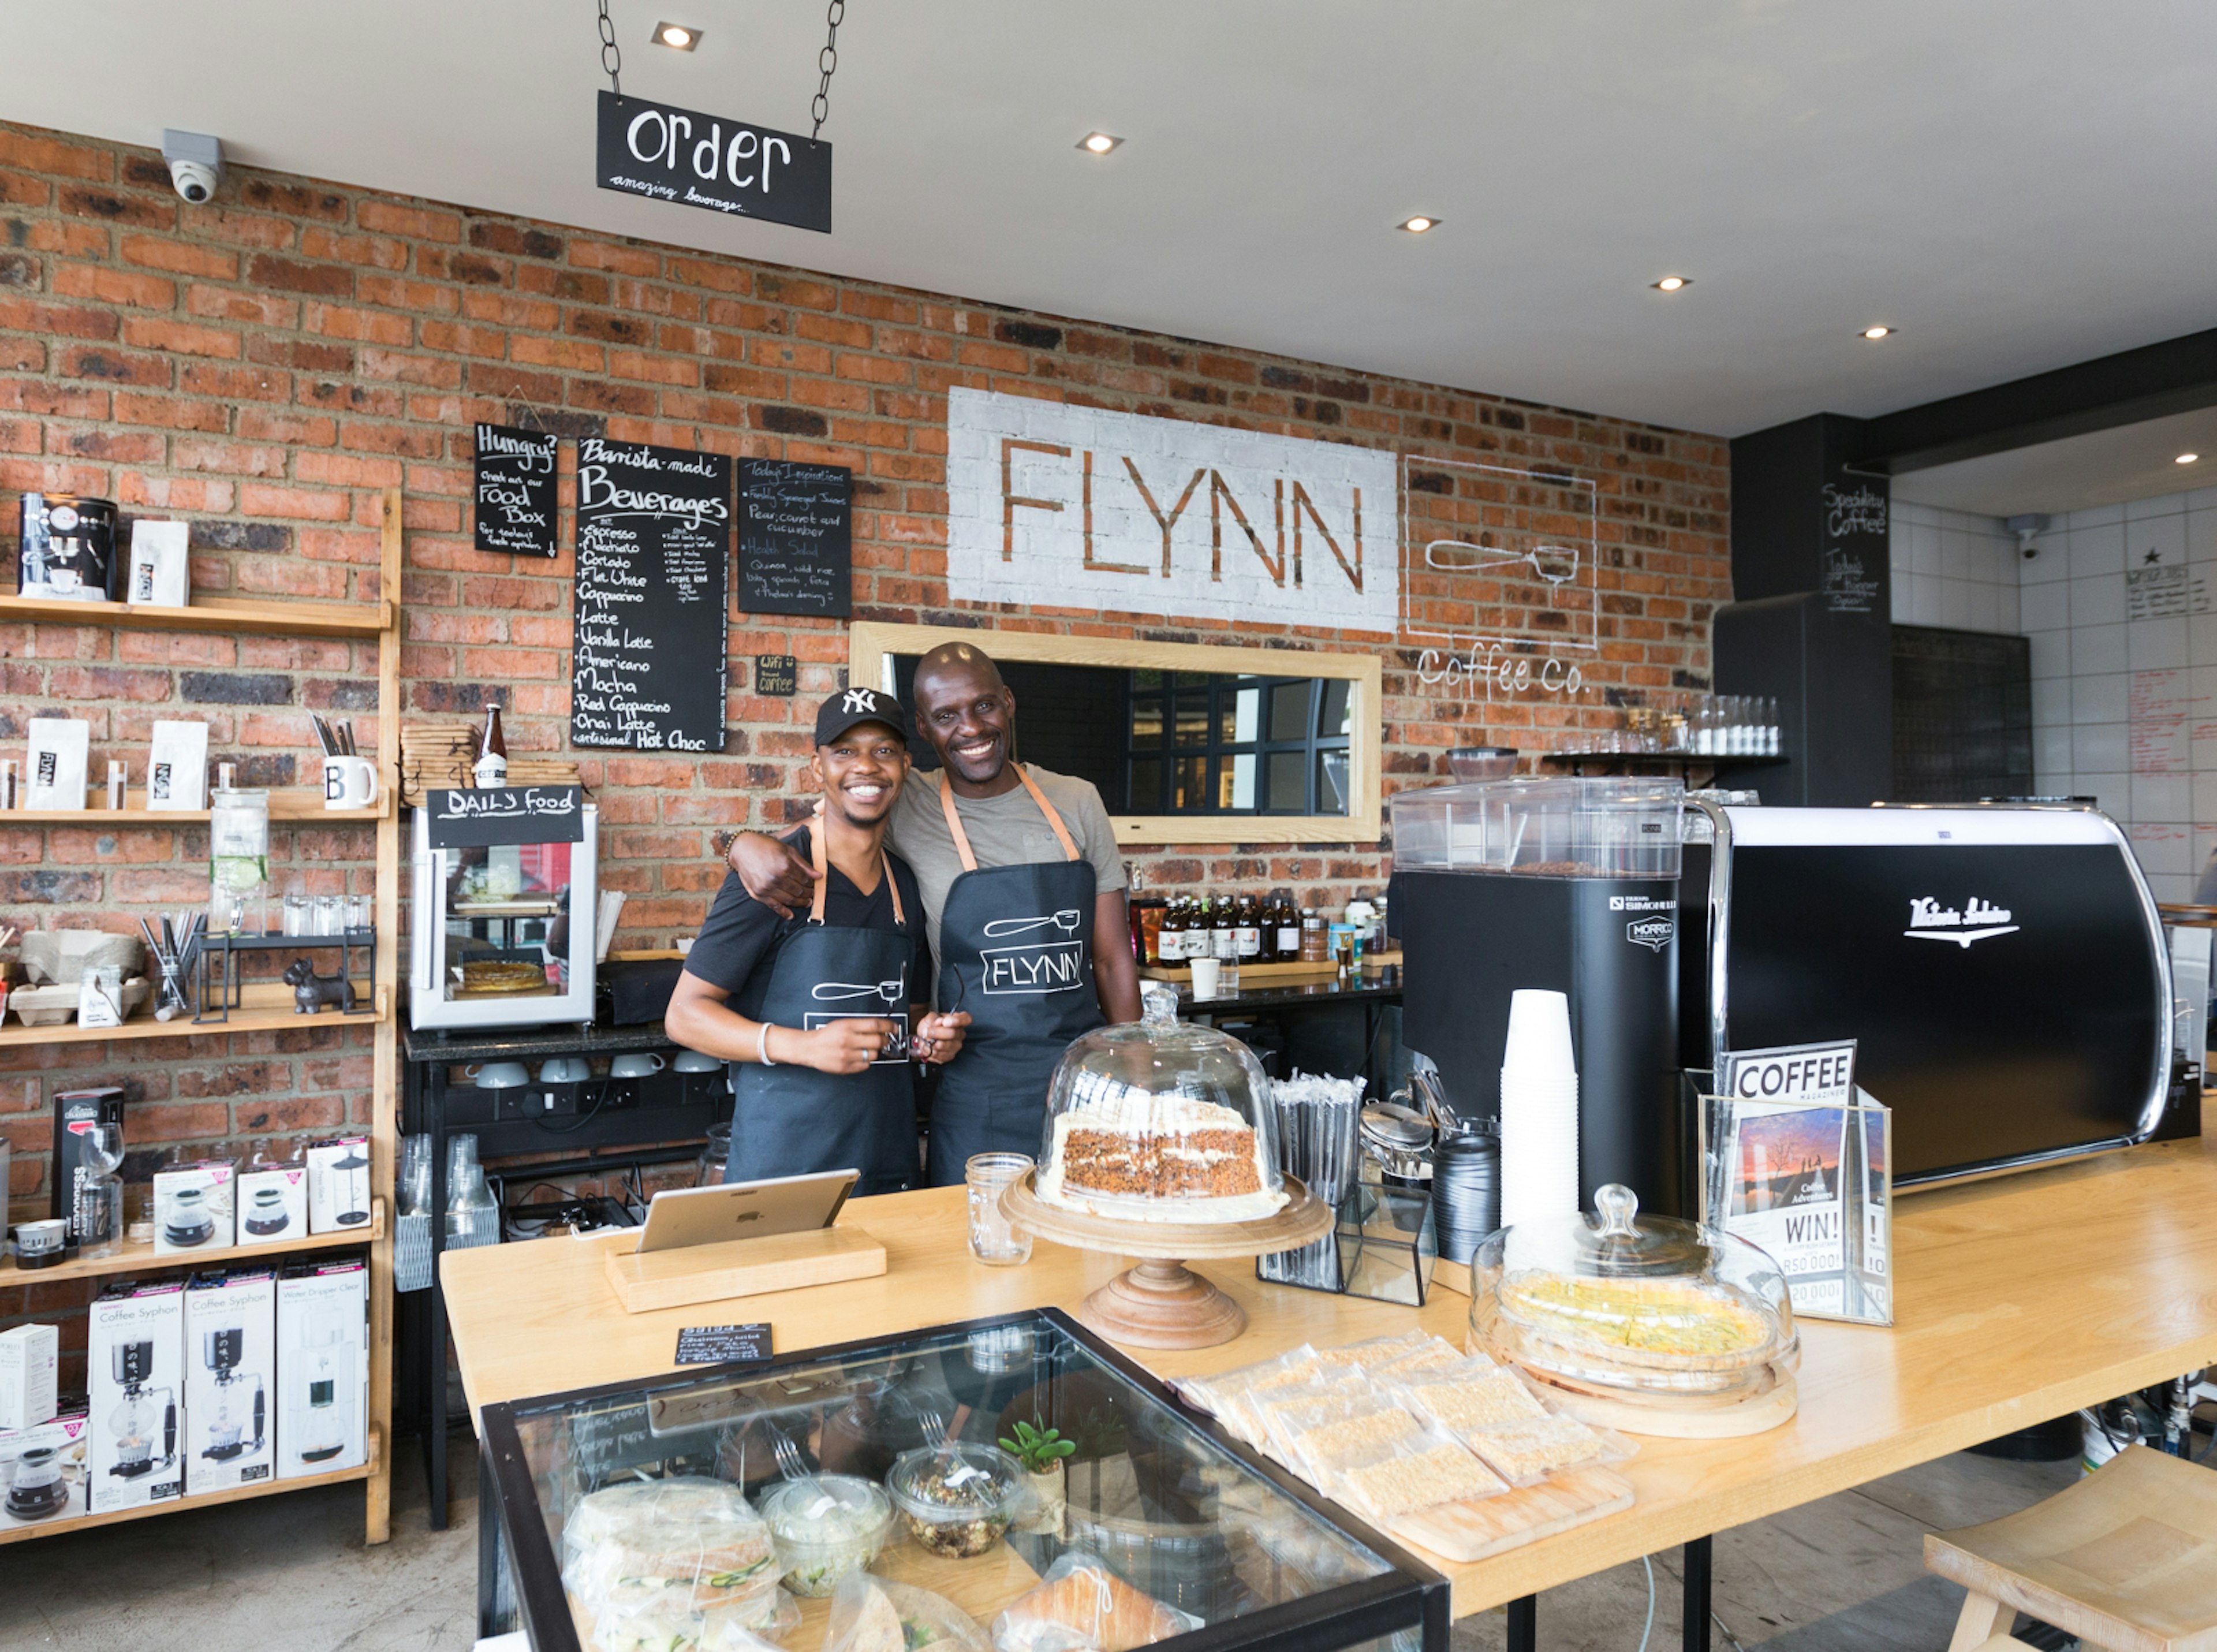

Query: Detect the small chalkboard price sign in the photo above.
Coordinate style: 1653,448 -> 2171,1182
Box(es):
738,458 -> 852,618
473,423 -> 559,558
755,655 -> 797,696
572,436 -> 730,754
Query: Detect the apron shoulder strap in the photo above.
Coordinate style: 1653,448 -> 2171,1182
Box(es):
809,806 -> 906,928
940,766 -> 1083,869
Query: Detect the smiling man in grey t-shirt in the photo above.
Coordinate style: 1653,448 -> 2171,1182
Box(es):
723,646 -> 1140,1182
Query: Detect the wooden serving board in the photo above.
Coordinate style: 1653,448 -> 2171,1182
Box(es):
1389,1465 -> 1635,1563
602,1226 -> 886,1314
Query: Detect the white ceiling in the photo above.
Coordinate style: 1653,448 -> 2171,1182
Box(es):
1891,409 -> 2217,518
5,2 -> 2217,439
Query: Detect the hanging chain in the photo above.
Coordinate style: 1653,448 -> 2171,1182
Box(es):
811,0 -> 845,141
597,0 -> 624,98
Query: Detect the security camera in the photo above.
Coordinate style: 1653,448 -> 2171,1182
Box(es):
161,130 -> 223,204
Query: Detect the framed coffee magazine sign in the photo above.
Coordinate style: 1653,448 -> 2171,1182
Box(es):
1701,1040 -> 1893,1326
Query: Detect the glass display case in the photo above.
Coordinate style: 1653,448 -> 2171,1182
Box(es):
409,793 -> 598,1030
477,1308 -> 1447,1652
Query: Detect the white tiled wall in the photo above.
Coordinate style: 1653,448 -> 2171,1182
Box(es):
2016,487 -> 2217,903
1888,501 -> 2021,634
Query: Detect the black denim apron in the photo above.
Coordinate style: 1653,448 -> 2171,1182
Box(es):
924,767 -> 1102,1185
725,822 -> 920,1195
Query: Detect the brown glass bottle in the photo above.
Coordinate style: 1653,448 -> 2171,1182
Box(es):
473,702 -> 507,787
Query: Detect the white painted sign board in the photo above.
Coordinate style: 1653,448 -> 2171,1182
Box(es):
945,387 -> 1400,632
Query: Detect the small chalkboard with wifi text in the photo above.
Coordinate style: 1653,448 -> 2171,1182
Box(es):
738,458 -> 852,618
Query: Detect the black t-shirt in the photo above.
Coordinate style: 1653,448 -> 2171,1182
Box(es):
683,827 -> 931,1017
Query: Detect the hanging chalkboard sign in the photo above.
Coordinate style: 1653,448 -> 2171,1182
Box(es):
572,436 -> 729,753
595,90 -> 831,234
473,423 -> 559,558
738,458 -> 852,617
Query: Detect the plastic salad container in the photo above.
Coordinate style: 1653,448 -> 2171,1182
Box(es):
886,1442 -> 1023,1557
758,1473 -> 894,1597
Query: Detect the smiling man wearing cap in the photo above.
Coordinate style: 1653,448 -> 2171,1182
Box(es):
665,687 -> 970,1193
720,644 -> 1142,1185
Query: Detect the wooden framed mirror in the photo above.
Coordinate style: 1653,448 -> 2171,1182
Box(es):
847,622 -> 1382,845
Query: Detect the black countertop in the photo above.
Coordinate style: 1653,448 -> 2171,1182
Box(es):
1171,970 -> 1402,1012
403,1020 -> 676,1064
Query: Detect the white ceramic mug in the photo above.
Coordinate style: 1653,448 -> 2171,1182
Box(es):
466,1061 -> 531,1089
538,1057 -> 591,1083
1189,957 -> 1222,1000
323,755 -> 378,810
609,1052 -> 665,1079
671,1049 -> 722,1073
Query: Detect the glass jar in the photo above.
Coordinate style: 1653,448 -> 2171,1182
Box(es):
208,771 -> 270,935
964,1152 -> 1033,1265
1468,1183 -> 1796,1397
886,1441 -> 1022,1557
1035,991 -> 1285,1223
696,1122 -> 732,1187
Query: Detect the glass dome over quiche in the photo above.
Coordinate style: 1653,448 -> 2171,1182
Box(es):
1035,991 -> 1288,1224
1468,1184 -> 1796,1396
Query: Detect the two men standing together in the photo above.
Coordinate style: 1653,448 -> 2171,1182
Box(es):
664,642 -> 1140,1192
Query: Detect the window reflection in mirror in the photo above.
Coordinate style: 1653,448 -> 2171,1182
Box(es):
885,657 -> 1354,816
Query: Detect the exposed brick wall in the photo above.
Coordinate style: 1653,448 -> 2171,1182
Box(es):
0,120 -> 1730,1301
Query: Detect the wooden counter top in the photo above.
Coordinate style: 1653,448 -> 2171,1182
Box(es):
442,1119 -> 2217,1616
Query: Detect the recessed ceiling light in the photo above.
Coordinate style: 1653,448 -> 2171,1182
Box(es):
1861,325 -> 1894,340
1652,276 -> 1690,292
2178,453 -> 2200,465
1399,216 -> 1439,234
1077,132 -> 1122,155
653,21 -> 700,50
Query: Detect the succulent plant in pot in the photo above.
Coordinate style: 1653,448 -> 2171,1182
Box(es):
999,1420 -> 1074,1535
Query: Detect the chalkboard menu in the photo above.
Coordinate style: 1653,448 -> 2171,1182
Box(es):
473,423 -> 559,557
423,786 -> 587,850
738,458 -> 852,617
572,436 -> 729,753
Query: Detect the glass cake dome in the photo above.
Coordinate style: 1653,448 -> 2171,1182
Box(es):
1035,987 -> 1288,1224
1468,1184 -> 1797,1396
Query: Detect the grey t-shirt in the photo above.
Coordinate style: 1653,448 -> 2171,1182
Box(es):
886,764 -> 1126,969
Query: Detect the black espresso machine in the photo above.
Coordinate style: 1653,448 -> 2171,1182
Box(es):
1392,781 -> 2181,1214
1677,799 -> 2179,1188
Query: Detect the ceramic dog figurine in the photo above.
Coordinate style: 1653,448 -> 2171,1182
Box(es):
282,957 -> 354,1015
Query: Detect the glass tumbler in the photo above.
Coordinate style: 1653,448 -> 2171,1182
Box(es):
965,1152 -> 1034,1266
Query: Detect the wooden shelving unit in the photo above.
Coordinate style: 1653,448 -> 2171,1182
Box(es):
0,591 -> 391,638
0,1430 -> 381,1548
0,995 -> 386,1050
1,488 -> 404,1546
0,1200 -> 383,1288
5,785 -> 389,825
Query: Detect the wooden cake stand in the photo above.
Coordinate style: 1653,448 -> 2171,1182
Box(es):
1001,1171 -> 1333,1350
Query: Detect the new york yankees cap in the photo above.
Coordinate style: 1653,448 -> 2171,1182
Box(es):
815,685 -> 908,747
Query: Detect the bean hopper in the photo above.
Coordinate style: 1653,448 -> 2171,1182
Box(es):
200,1329 -> 267,1464
106,1341 -> 178,1481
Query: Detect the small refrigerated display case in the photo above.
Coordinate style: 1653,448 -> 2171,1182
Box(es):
409,789 -> 597,1030
475,1308 -> 1447,1652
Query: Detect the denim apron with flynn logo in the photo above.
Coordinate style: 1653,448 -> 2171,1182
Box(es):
725,816 -> 920,1195
924,766 -> 1102,1186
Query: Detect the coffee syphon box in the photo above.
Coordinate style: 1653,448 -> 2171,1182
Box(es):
184,1269 -> 276,1494
87,1278 -> 186,1513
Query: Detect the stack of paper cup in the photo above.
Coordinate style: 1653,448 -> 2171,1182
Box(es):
1499,988 -> 1581,1228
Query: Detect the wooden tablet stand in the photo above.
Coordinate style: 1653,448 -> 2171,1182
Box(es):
602,1225 -> 886,1314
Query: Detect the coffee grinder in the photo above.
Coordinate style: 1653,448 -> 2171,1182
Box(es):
1390,775 -> 1688,1213
106,1341 -> 177,1481
200,1329 -> 266,1464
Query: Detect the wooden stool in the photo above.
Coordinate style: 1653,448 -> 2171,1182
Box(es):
1925,1444 -> 2217,1652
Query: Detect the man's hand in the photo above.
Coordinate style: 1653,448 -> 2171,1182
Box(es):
726,830 -> 820,919
796,1017 -> 898,1076
910,1010 -> 972,1065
